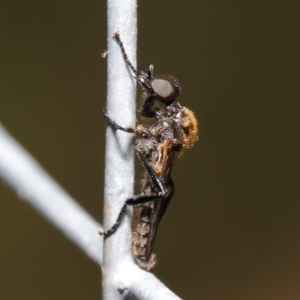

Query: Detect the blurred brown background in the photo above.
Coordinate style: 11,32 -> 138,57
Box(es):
0,1 -> 299,299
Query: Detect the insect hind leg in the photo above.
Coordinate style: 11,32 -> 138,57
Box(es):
137,150 -> 166,194
100,151 -> 171,239
100,193 -> 164,239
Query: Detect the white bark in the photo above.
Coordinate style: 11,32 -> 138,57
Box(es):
102,1 -> 181,298
102,0 -> 137,299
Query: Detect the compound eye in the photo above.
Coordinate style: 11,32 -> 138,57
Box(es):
150,76 -> 180,102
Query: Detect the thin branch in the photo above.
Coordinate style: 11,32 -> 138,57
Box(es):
0,122 -> 102,264
102,1 -> 182,299
102,0 -> 137,299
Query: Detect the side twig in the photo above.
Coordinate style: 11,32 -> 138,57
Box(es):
0,122 -> 102,263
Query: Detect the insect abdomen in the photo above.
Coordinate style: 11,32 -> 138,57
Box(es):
132,205 -> 157,271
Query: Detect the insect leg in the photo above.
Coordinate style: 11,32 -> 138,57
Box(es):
103,111 -> 135,133
100,151 -> 169,238
113,31 -> 139,77
140,95 -> 157,118
100,193 -> 163,239
136,150 -> 165,194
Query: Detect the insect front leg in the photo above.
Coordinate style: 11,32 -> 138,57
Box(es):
140,95 -> 157,118
113,31 -> 139,77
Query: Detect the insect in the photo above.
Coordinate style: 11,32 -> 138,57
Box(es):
101,31 -> 198,270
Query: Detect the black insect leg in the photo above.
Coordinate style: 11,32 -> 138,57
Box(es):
100,194 -> 164,239
113,31 -> 139,77
103,111 -> 135,133
113,32 -> 155,94
100,151 -> 168,239
140,95 -> 157,118
136,150 -> 166,194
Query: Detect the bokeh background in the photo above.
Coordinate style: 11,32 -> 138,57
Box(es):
0,1 -> 299,299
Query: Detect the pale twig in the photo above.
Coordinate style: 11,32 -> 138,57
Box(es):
0,122 -> 102,264
102,0 -> 181,298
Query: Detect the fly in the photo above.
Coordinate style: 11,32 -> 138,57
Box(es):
100,31 -> 198,270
